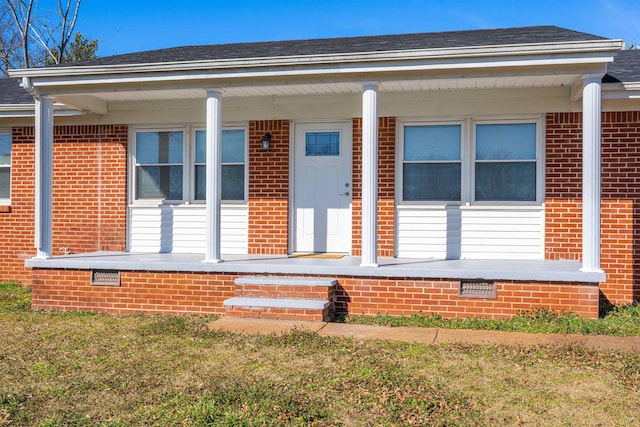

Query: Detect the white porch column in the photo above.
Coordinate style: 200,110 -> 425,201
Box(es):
360,83 -> 378,267
581,75 -> 603,273
204,89 -> 223,263
34,96 -> 54,259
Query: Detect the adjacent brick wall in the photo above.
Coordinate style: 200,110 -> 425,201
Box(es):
352,117 -> 396,257
0,128 -> 36,283
0,125 -> 128,284
546,112 -> 640,304
248,120 -> 290,255
31,268 -> 599,319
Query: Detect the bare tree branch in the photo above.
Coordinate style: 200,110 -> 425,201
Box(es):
6,0 -> 35,67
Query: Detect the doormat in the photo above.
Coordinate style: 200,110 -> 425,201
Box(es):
289,253 -> 345,259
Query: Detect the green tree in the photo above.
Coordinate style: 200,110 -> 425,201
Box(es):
46,32 -> 97,65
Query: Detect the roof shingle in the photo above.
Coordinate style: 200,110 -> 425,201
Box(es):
603,49 -> 640,83
0,78 -> 32,104
64,25 -> 606,67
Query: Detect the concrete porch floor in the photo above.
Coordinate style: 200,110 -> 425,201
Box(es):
26,251 -> 606,283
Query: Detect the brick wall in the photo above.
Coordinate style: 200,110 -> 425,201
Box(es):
0,128 -> 36,283
352,117 -> 396,257
335,278 -> 599,319
248,120 -> 290,255
32,269 -> 235,314
546,112 -> 640,304
0,125 -> 128,284
31,268 -> 599,319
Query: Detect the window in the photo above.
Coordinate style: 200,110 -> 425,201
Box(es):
401,124 -> 462,201
135,131 -> 184,200
306,132 -> 340,156
400,119 -> 541,204
0,132 -> 11,203
194,129 -> 246,202
474,123 -> 537,202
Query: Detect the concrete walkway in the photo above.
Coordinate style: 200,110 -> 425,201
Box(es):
210,317 -> 640,352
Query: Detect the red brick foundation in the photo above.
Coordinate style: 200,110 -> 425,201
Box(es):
32,269 -> 236,315
31,269 -> 599,319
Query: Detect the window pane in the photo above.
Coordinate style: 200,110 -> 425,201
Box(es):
404,125 -> 461,161
222,130 -> 245,163
475,162 -> 536,201
403,163 -> 461,201
136,165 -> 183,200
222,164 -> 244,200
195,130 -> 206,163
0,134 -> 11,166
195,130 -> 245,163
0,168 -> 9,199
136,131 -> 183,164
476,123 -> 536,160
194,165 -> 206,201
306,132 -> 340,156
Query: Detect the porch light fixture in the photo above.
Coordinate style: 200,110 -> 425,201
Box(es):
261,132 -> 272,152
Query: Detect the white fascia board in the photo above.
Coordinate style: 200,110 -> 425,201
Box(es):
20,54 -> 616,95
9,39 -> 622,82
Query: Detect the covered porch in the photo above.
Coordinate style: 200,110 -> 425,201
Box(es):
11,32 -> 621,273
8,27 -> 624,318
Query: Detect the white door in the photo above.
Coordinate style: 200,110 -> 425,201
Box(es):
294,122 -> 352,253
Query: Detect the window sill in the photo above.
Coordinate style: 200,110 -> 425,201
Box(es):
0,205 -> 11,213
129,202 -> 248,209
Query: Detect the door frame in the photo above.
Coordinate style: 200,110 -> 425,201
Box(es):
289,120 -> 353,254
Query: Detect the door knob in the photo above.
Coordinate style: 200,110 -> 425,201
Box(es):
339,191 -> 350,196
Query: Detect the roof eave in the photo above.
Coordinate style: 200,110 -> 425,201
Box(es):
0,103 -> 85,118
8,39 -> 623,80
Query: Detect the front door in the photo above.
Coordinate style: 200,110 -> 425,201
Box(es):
294,122 -> 352,253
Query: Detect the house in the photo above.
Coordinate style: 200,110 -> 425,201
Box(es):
1,25 -> 639,320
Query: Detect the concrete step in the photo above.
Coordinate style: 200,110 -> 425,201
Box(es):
224,297 -> 331,321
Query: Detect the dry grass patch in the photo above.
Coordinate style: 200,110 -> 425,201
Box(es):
0,283 -> 639,426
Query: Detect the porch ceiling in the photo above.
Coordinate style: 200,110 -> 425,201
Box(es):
59,74 -> 580,104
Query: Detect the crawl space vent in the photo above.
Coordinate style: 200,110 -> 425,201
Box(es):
91,270 -> 121,286
459,280 -> 496,299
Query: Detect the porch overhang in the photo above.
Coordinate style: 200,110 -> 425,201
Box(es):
25,252 -> 606,284
7,38 -> 622,109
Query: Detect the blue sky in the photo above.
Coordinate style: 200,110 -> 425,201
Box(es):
63,0 -> 640,57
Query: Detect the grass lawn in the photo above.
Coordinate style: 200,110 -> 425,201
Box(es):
1,283 -> 639,426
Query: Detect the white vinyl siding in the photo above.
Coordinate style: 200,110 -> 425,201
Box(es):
128,205 -> 248,254
396,205 -> 544,260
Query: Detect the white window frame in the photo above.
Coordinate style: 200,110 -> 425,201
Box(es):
397,120 -> 466,205
130,126 -> 187,205
129,125 -> 249,206
397,116 -> 544,206
470,118 -> 544,205
0,130 -> 12,206
191,126 -> 249,204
